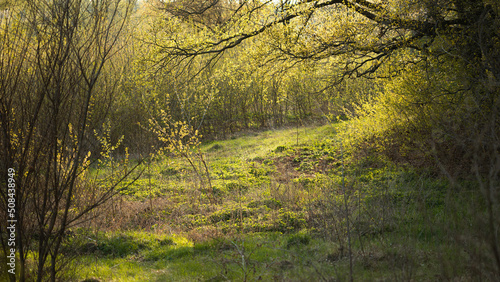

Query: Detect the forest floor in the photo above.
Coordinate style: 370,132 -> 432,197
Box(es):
70,123 -> 481,281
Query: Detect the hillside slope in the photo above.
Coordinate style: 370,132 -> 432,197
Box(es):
70,123 -> 490,281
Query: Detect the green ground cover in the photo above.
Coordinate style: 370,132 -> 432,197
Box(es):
63,123 -> 484,281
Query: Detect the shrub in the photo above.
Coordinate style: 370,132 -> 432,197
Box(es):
285,232 -> 311,249
97,235 -> 140,257
277,210 -> 307,232
209,207 -> 253,223
275,145 -> 288,152
247,198 -> 282,210
208,144 -> 224,151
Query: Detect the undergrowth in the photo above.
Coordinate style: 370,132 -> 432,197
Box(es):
63,123 -> 491,281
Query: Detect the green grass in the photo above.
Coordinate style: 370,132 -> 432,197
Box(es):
66,122 -> 489,281
201,124 -> 337,160
72,229 -> 467,281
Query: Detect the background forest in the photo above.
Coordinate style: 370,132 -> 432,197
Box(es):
0,0 -> 499,281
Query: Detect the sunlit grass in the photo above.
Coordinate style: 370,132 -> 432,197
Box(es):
75,232 -> 197,281
70,122 -> 484,281
74,227 -> 461,281
201,124 -> 337,160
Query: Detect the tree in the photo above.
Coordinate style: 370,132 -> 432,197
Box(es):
0,0 -> 136,280
142,0 -> 499,142
147,0 -> 500,277
147,0 -> 498,83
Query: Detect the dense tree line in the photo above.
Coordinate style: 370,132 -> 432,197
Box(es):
126,0 -> 500,272
1,0 -> 499,279
129,0 -> 500,174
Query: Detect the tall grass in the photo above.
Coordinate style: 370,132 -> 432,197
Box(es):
63,122 -> 492,281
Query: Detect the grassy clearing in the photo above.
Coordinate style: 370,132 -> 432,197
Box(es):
68,122 -> 488,281
72,230 -> 463,281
